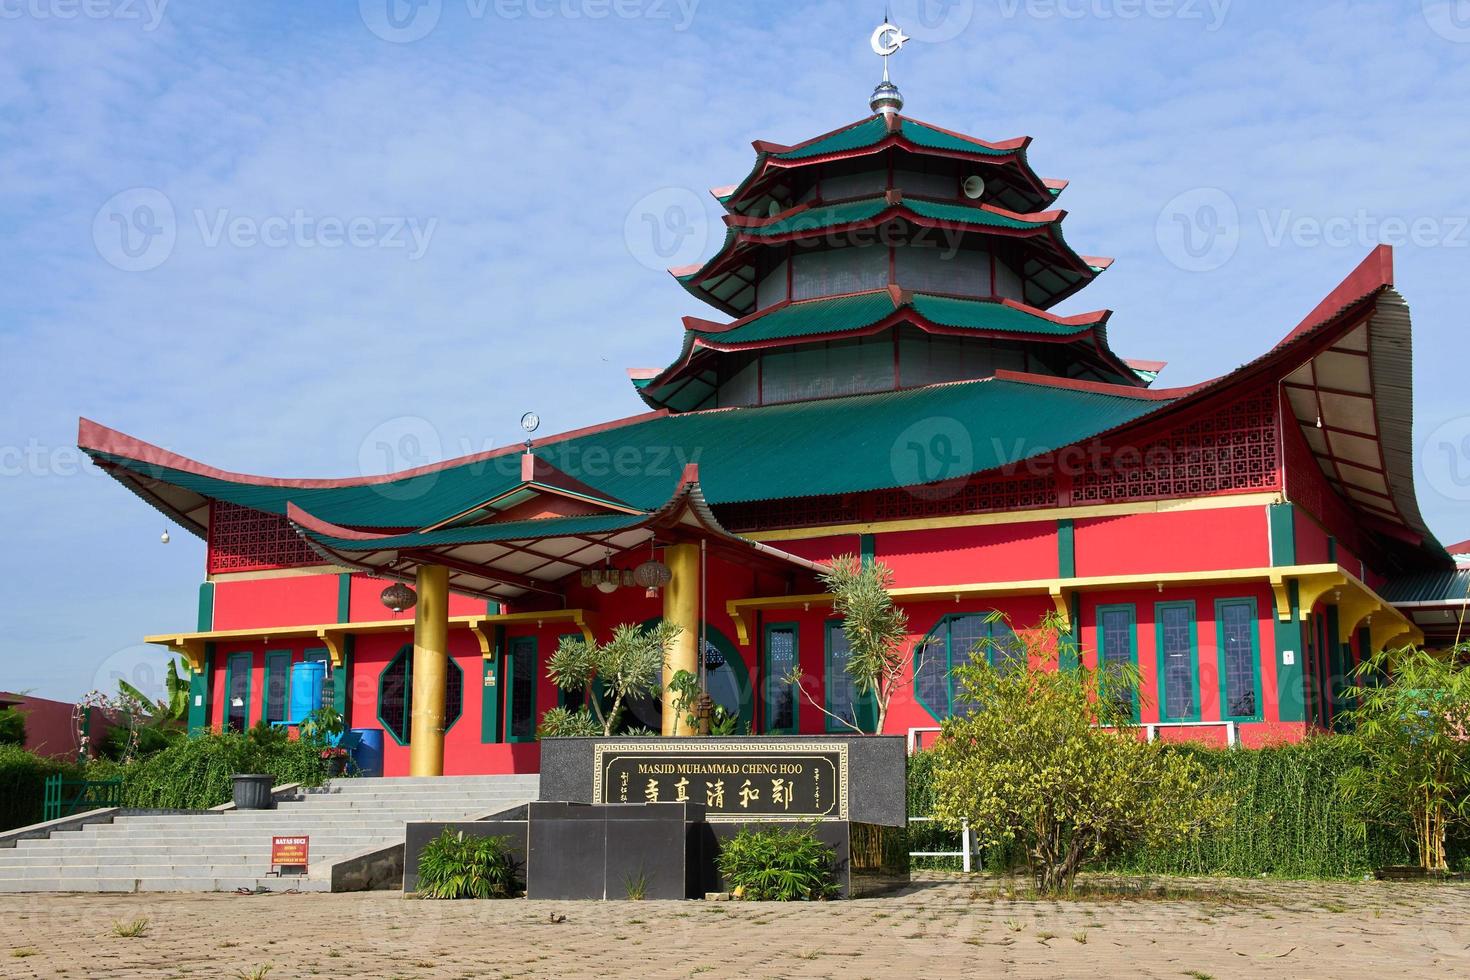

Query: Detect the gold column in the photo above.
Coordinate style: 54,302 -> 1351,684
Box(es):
409,563 -> 450,777
662,543 -> 700,737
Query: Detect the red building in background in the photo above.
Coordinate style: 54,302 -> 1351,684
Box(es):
76,71 -> 1458,777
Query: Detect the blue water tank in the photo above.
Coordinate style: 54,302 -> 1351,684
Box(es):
352,728 -> 384,777
288,661 -> 326,724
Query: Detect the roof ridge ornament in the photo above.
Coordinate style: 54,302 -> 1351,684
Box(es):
869,15 -> 909,116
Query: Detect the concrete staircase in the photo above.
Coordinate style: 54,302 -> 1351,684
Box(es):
0,774 -> 538,894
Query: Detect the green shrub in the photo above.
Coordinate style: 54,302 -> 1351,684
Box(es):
0,707 -> 26,747
535,706 -> 602,738
415,829 -> 519,899
0,744 -> 82,831
86,730 -> 330,810
717,826 -> 839,901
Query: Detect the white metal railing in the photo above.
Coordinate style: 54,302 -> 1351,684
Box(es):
908,816 -> 974,872
910,721 -> 1239,752
907,727 -> 941,754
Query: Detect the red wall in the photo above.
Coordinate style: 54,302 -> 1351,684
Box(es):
1074,507 -> 1269,577
213,575 -> 339,630
876,522 -> 1057,587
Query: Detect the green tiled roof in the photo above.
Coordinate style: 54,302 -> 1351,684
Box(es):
94,378 -> 1171,529
690,291 -> 1098,346
770,118 -> 888,160
770,117 -> 1015,162
743,197 -> 1045,239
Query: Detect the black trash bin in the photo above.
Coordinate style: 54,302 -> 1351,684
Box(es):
231,774 -> 276,810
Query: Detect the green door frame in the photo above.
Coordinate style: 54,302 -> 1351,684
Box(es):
1153,601 -> 1202,723
763,622 -> 800,735
223,652 -> 252,733
262,650 -> 291,726
505,636 -> 538,743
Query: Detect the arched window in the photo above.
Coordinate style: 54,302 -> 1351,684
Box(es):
914,613 -> 1023,720
377,644 -> 464,745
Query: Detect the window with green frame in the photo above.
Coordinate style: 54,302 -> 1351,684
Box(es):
824,620 -> 877,732
506,636 -> 537,743
262,651 -> 290,726
764,624 -> 799,734
1154,602 -> 1200,722
913,613 -> 1021,720
1097,604 -> 1138,719
223,652 -> 251,733
1216,598 -> 1263,721
377,645 -> 465,745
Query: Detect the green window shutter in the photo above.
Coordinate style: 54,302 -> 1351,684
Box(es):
482,625 -> 505,744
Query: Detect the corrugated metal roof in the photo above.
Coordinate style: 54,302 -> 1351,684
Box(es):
690,292 -> 1096,346
309,513 -> 647,551
1381,568 -> 1470,604
94,377 -> 1172,530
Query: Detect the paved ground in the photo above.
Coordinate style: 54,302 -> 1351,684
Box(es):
1,873 -> 1466,979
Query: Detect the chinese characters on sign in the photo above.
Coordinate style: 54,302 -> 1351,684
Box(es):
593,743 -> 848,822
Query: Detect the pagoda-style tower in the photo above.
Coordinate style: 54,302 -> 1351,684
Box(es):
633,55 -> 1140,413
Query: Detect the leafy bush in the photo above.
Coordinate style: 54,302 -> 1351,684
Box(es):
717,826 -> 839,901
86,730 -> 330,810
0,744 -> 82,831
933,618 -> 1227,894
415,829 -> 520,899
535,706 -> 602,738
0,707 -> 26,747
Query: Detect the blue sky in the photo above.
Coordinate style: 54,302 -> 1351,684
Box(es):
3,0 -> 1470,700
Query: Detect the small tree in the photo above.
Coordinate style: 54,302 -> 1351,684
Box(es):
786,555 -> 915,734
931,613 -> 1226,894
546,623 -> 682,737
1339,645 -> 1470,872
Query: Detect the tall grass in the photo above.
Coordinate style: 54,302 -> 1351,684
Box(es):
909,738 -> 1426,880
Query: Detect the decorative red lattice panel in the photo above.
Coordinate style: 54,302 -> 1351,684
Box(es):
207,500 -> 323,574
1070,389 -> 1280,504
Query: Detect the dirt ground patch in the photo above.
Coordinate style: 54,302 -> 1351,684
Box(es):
1,873 -> 1466,979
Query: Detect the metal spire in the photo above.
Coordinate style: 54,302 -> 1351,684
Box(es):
868,13 -> 910,116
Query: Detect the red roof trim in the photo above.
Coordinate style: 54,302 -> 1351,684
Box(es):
79,406 -> 673,492
1280,245 -> 1394,347
1125,359 -> 1169,373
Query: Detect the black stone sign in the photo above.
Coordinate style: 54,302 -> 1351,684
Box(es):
592,741 -> 848,822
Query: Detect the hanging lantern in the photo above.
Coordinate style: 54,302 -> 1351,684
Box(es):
633,559 -> 672,590
381,582 -> 417,614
